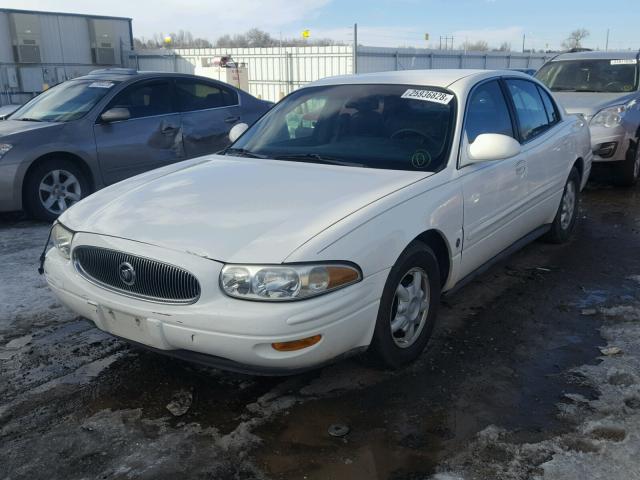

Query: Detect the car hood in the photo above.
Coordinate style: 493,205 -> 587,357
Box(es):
61,155 -> 430,263
0,119 -> 59,138
553,91 -> 636,118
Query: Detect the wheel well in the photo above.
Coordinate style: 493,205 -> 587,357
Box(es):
573,157 -> 584,183
413,229 -> 451,287
23,152 -> 95,201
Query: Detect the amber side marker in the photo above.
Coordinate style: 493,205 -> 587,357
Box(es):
272,334 -> 322,352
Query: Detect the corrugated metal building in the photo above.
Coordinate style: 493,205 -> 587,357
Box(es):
127,46 -> 354,101
0,8 -> 132,105
127,46 -> 552,102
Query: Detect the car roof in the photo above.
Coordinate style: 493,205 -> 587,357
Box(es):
308,69 -> 531,89
72,69 -> 239,85
550,50 -> 640,62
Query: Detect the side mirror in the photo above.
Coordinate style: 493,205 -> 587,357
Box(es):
228,122 -> 249,143
100,107 -> 130,123
467,133 -> 521,163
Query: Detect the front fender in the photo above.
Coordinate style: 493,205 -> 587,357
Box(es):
284,173 -> 463,292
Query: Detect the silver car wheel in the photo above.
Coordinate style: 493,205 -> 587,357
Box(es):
390,267 -> 430,349
634,149 -> 640,179
38,169 -> 82,215
560,180 -> 576,230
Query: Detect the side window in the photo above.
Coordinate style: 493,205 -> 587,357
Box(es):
175,79 -> 238,112
284,97 -> 327,139
506,79 -> 551,141
465,80 -> 514,143
537,86 -> 560,125
106,81 -> 172,119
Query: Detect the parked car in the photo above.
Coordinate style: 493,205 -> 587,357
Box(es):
0,68 -> 272,221
44,69 -> 591,374
536,50 -> 640,185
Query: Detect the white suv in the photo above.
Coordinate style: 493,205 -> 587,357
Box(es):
536,50 -> 640,185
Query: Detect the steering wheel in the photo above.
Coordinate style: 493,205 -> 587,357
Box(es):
390,128 -> 438,148
604,81 -> 624,91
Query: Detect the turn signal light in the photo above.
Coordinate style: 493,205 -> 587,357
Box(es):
272,334 -> 322,352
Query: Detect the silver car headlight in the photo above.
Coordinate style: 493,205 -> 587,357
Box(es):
590,104 -> 626,128
220,263 -> 361,301
51,222 -> 74,259
0,143 -> 12,159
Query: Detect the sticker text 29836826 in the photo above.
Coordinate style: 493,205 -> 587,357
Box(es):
401,89 -> 454,105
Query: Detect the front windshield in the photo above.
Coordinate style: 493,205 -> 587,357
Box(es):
535,59 -> 638,93
228,84 -> 456,172
11,79 -> 119,122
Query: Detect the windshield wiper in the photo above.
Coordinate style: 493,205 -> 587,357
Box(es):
273,153 -> 364,167
15,117 -> 44,122
224,147 -> 267,159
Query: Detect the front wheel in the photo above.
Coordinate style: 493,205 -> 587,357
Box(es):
369,242 -> 441,368
543,167 -> 580,244
24,159 -> 90,222
613,144 -> 640,187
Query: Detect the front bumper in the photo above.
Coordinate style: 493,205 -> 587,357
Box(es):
589,124 -> 634,163
0,160 -> 22,212
44,232 -> 387,373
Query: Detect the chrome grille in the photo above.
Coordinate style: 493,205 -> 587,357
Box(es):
73,246 -> 201,304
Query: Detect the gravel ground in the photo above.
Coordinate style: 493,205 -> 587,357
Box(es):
1,181 -> 639,480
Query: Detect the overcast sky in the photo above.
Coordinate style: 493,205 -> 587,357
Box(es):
2,0 -> 638,50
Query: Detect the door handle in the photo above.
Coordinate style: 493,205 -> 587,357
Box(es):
161,125 -> 178,135
225,116 -> 240,124
515,159 -> 527,177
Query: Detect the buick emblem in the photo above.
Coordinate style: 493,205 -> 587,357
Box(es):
118,262 -> 136,286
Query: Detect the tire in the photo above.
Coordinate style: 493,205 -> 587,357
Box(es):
369,242 -> 441,368
543,167 -> 580,244
613,143 -> 640,187
24,158 -> 91,222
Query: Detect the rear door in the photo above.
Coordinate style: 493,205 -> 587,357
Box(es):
94,78 -> 184,185
175,78 -> 242,157
458,79 -> 530,278
504,78 -> 567,228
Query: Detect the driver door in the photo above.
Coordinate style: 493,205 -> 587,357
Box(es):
458,79 -> 530,278
94,79 -> 185,185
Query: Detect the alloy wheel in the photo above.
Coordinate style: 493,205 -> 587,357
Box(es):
390,267 -> 430,348
560,180 -> 576,230
38,169 -> 82,215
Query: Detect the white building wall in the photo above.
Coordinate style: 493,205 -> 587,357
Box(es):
128,45 -> 552,103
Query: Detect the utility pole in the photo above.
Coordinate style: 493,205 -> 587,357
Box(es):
522,34 -> 526,53
605,28 -> 610,51
353,23 -> 358,74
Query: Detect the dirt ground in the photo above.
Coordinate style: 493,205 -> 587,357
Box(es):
1,180 -> 639,480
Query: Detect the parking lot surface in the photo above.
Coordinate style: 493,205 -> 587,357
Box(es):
1,181 -> 639,480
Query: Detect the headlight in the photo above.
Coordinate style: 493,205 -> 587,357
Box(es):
220,263 -> 361,301
0,143 -> 12,159
590,105 -> 626,128
51,223 -> 74,259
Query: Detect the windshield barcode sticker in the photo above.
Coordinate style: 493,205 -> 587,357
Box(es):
89,81 -> 115,88
401,89 -> 454,105
611,59 -> 637,65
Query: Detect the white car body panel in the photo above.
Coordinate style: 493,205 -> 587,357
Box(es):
46,69 -> 592,373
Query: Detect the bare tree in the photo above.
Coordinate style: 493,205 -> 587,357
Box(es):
496,41 -> 511,52
215,28 -> 344,48
461,40 -> 489,52
562,29 -> 590,50
135,28 -> 344,50
134,30 -> 212,49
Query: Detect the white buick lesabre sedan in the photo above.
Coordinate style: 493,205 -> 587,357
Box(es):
44,69 -> 592,374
